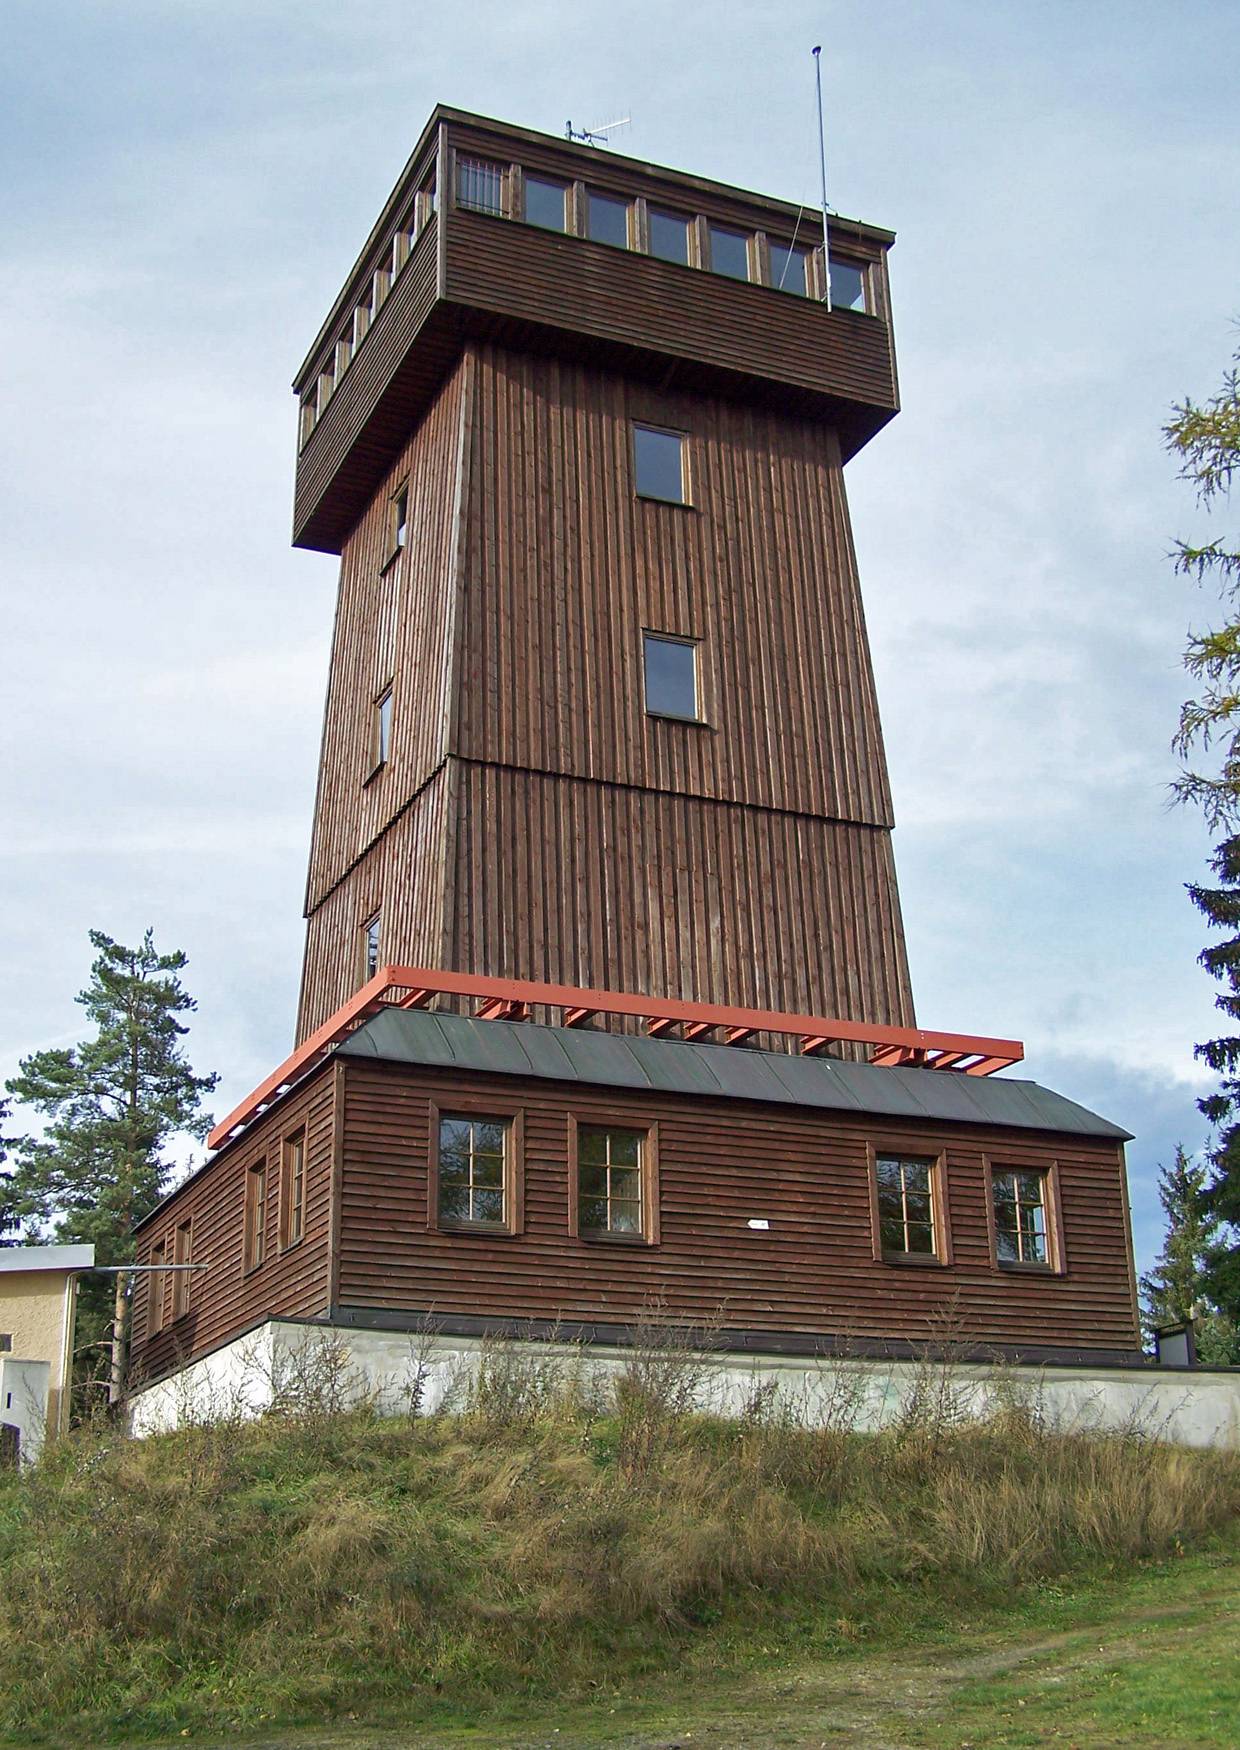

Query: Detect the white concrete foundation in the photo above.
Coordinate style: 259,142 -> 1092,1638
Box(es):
128,1320 -> 1240,1450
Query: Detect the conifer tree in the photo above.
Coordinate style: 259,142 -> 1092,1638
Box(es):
4,930 -> 218,1403
1167,346 -> 1240,1329
1139,1145 -> 1238,1364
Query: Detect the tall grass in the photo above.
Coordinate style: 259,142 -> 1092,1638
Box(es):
0,1333 -> 1236,1743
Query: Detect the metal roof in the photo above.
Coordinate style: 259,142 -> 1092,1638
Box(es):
0,1244 -> 96,1275
335,1010 -> 1131,1141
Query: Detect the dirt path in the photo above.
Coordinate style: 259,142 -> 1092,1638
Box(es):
147,1582 -> 1237,1750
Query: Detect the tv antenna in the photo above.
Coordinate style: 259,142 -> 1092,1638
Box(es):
812,45 -> 832,311
564,116 -> 631,148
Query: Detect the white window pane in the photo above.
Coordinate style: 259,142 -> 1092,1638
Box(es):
830,259 -> 866,310
525,176 -> 566,231
587,191 -> 630,248
648,209 -> 689,265
633,426 -> 684,502
709,225 -> 749,280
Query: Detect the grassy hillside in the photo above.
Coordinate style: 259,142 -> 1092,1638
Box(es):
0,1335 -> 1237,1744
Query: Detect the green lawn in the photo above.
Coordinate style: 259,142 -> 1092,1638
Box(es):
146,1538 -> 1239,1749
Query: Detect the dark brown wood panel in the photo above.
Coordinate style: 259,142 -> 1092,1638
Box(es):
456,345 -> 895,824
297,763 -> 455,1041
445,761 -> 914,1027
130,1071 -> 338,1383
304,357 -> 471,915
333,1058 -> 1140,1358
444,208 -> 895,417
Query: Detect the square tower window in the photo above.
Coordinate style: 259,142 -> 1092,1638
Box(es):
648,208 -> 691,265
361,913 -> 381,983
643,633 -> 699,721
633,425 -> 686,503
456,156 -> 504,216
770,240 -> 809,295
587,190 -> 631,249
829,259 -> 867,311
525,175 -> 568,231
708,224 -> 750,280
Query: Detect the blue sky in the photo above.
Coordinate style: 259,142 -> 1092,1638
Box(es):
2,2 -> 1239,1277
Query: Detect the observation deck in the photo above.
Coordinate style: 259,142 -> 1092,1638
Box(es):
292,106 -> 900,554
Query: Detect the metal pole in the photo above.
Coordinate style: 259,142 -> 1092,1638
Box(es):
812,45 -> 832,310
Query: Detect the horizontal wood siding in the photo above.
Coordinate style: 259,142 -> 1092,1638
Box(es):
446,761 -> 913,1025
457,345 -> 894,824
298,763 -> 455,1040
130,1071 -> 337,1384
304,359 -> 469,915
444,208 -> 895,418
336,1058 -> 1140,1356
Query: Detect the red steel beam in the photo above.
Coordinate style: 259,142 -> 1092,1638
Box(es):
208,965 -> 1024,1150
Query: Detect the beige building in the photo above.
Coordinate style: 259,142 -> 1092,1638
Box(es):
0,1245 -> 94,1462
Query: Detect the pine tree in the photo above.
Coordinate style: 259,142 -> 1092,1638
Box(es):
4,930 -> 218,1404
0,1098 -> 15,1244
1139,1145 -> 1238,1365
1167,345 -> 1240,1329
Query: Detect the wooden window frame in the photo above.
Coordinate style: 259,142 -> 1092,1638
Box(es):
642,629 -> 705,726
148,1238 -> 168,1336
632,421 -> 690,507
984,1157 -> 1064,1275
427,1098 -> 524,1236
867,1141 -> 952,1268
243,1158 -> 267,1276
280,1128 -> 307,1253
171,1219 -> 193,1320
568,1115 -> 660,1246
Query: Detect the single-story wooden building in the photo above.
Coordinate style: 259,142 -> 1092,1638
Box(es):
129,970 -> 1142,1392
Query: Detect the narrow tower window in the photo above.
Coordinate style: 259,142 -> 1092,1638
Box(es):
372,686 -> 393,770
648,208 -> 691,265
633,425 -> 686,503
643,633 -> 700,721
361,913 -> 381,983
171,1220 -> 193,1318
587,190 -> 630,249
829,259 -> 867,311
524,175 -> 568,231
708,224 -> 751,280
391,486 -> 409,557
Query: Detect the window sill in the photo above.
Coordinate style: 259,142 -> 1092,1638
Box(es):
362,758 -> 387,788
635,492 -> 696,510
435,1220 -> 519,1238
278,1236 -> 304,1257
881,1251 -> 947,1268
380,546 -> 402,574
996,1259 -> 1057,1275
646,710 -> 709,728
578,1229 -> 656,1247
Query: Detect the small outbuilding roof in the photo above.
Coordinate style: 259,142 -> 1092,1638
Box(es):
335,1009 -> 1132,1141
0,1244 -> 96,1275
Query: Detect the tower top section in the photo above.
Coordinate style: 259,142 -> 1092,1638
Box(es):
292,104 -> 900,554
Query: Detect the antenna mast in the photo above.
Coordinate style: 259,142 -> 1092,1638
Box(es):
812,45 -> 832,311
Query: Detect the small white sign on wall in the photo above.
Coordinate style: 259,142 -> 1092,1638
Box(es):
747,1218 -> 770,1230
